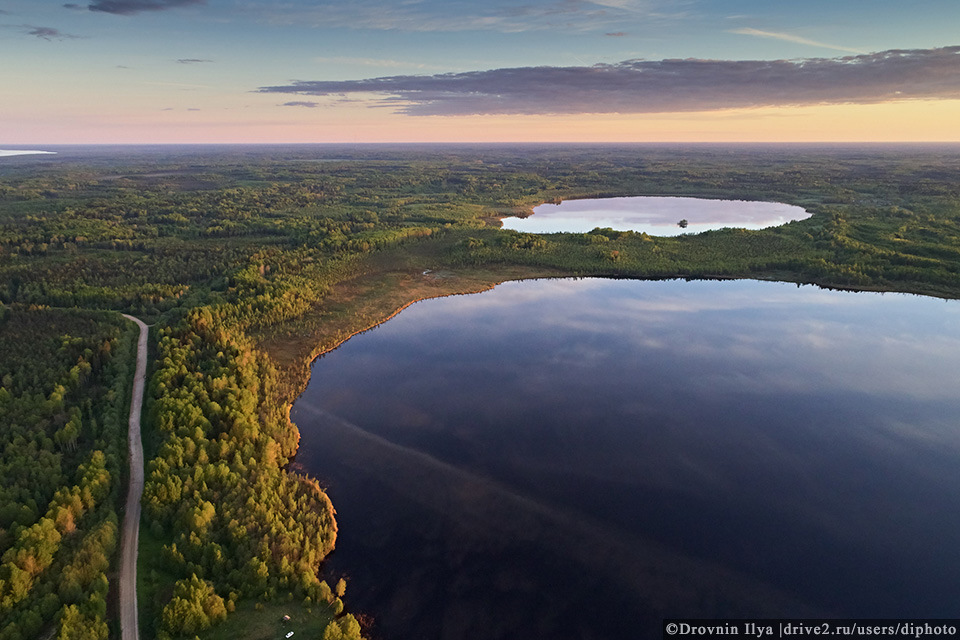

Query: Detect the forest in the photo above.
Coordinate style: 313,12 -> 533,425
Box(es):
1,143 -> 959,639
0,306 -> 133,639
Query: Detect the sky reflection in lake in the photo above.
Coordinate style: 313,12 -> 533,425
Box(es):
292,278 -> 960,639
500,196 -> 810,235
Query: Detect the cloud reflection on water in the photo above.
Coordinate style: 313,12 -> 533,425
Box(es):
294,278 -> 960,634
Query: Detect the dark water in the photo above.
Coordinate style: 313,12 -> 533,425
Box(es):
291,279 -> 960,639
501,196 -> 810,235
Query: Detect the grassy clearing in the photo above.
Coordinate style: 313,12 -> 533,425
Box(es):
136,526 -> 178,640
199,599 -> 337,640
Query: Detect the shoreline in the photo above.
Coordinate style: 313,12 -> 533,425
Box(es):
265,260 -> 960,413
257,264 -> 567,402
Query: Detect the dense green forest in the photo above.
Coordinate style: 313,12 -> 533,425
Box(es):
0,306 -> 133,640
1,144 -> 959,639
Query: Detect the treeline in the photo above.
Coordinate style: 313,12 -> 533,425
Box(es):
141,309 -> 353,639
449,225 -> 811,278
0,306 -> 134,640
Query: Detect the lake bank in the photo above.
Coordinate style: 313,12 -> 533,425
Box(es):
290,277 -> 960,638
255,253 -> 568,401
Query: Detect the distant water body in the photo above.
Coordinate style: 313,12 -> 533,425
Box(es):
0,150 -> 57,157
501,196 -> 810,235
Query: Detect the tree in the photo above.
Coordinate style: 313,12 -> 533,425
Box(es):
322,614 -> 362,640
57,605 -> 108,640
160,575 -> 227,636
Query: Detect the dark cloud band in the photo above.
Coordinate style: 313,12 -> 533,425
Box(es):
87,0 -> 203,15
259,46 -> 960,116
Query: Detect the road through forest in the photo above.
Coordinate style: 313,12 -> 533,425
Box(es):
120,315 -> 147,640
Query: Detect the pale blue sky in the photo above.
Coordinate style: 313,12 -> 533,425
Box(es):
2,0 -> 958,143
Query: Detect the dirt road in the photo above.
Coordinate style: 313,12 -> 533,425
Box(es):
120,314 -> 147,640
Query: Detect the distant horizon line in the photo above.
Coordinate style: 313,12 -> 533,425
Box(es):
3,141 -> 960,147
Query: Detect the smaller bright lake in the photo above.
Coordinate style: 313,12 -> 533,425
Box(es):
0,150 -> 57,158
500,196 -> 810,235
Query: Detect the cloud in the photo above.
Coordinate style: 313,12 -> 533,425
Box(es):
258,46 -> 960,117
241,0 -> 680,34
281,101 -> 321,108
177,58 -> 212,64
605,32 -> 628,37
730,27 -> 863,54
63,3 -> 83,9
589,0 -> 657,11
314,56 -> 441,70
17,24 -> 82,40
86,0 -> 204,15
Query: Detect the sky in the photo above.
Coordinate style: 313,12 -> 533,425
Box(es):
2,0 -> 960,143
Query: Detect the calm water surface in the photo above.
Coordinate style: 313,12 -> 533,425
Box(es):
500,196 -> 810,235
291,279 -> 960,639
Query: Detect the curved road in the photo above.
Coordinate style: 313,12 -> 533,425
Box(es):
120,314 -> 147,640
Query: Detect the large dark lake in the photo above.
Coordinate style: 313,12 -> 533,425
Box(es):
291,278 -> 960,639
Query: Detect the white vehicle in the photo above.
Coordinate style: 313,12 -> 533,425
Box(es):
285,633 -> 294,639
